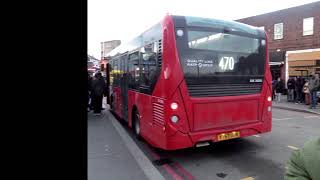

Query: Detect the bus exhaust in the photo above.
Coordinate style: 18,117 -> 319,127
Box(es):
196,142 -> 210,147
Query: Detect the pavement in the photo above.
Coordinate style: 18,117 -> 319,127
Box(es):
88,99 -> 164,180
272,94 -> 320,115
88,98 -> 320,180
88,107 -> 149,180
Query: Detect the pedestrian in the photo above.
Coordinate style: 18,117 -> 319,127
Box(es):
303,79 -> 310,105
284,137 -> 320,180
316,74 -> 320,106
275,77 -> 284,102
91,71 -> 107,115
294,76 -> 303,104
308,73 -> 320,109
301,78 -> 306,103
88,73 -> 92,112
287,77 -> 295,102
272,79 -> 277,101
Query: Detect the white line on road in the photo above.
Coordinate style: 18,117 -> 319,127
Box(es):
253,135 -> 260,137
241,177 -> 254,180
273,117 -> 293,121
109,113 -> 165,180
304,115 -> 320,119
287,145 -> 299,150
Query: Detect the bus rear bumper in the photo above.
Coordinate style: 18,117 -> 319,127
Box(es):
164,122 -> 271,150
165,130 -> 194,150
189,122 -> 271,144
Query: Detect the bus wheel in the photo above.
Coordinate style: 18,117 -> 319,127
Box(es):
133,110 -> 141,139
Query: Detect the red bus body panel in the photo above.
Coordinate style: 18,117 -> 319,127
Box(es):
110,15 -> 272,150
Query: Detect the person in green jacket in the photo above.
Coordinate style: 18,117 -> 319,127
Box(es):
285,137 -> 320,180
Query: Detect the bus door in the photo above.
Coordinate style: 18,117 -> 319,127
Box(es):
120,55 -> 129,122
106,63 -> 111,105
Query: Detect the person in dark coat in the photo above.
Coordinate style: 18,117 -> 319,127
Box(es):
308,73 -> 320,109
294,76 -> 303,104
275,77 -> 284,102
91,72 -> 107,115
272,79 -> 277,100
287,77 -> 295,102
88,74 -> 93,112
301,78 -> 306,103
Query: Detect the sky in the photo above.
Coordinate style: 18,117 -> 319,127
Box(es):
88,0 -> 319,59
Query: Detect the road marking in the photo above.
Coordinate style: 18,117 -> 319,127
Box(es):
241,177 -> 254,180
109,113 -> 165,180
163,164 -> 183,180
253,135 -> 260,138
287,145 -> 299,150
174,163 -> 195,180
304,115 -> 320,119
273,117 -> 292,121
149,148 -> 194,180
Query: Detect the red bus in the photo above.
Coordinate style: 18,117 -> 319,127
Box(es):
106,15 -> 272,150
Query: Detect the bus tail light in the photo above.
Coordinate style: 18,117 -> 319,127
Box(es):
267,96 -> 272,102
170,102 -> 178,110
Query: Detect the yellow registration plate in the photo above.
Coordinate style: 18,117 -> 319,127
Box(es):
217,131 -> 240,141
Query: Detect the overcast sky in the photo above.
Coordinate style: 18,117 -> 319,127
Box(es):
88,0 -> 319,59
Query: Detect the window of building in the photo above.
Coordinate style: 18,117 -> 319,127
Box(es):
274,23 -> 283,40
303,17 -> 314,36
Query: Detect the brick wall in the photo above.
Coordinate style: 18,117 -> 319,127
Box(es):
236,1 -> 320,52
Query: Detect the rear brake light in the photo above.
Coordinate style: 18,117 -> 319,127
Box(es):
267,96 -> 271,102
170,102 -> 178,110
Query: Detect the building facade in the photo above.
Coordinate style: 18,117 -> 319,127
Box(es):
101,40 -> 121,61
88,55 -> 100,75
237,1 -> 320,86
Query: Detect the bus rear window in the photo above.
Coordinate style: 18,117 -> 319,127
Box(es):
185,16 -> 259,35
188,31 -> 259,54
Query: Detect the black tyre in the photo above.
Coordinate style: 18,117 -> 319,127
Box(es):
110,94 -> 115,111
133,110 -> 141,139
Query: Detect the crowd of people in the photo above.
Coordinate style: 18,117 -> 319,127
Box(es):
272,73 -> 320,109
88,71 -> 107,115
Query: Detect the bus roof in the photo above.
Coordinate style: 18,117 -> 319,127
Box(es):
177,15 -> 260,36
106,15 -> 262,58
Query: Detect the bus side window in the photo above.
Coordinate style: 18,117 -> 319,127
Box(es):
128,52 -> 140,90
109,60 -> 114,86
113,59 -> 119,86
120,56 -> 124,78
140,43 -> 158,93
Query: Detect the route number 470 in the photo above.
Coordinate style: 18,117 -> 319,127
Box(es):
219,56 -> 235,71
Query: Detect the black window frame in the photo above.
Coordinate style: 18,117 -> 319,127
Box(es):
128,51 -> 140,90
